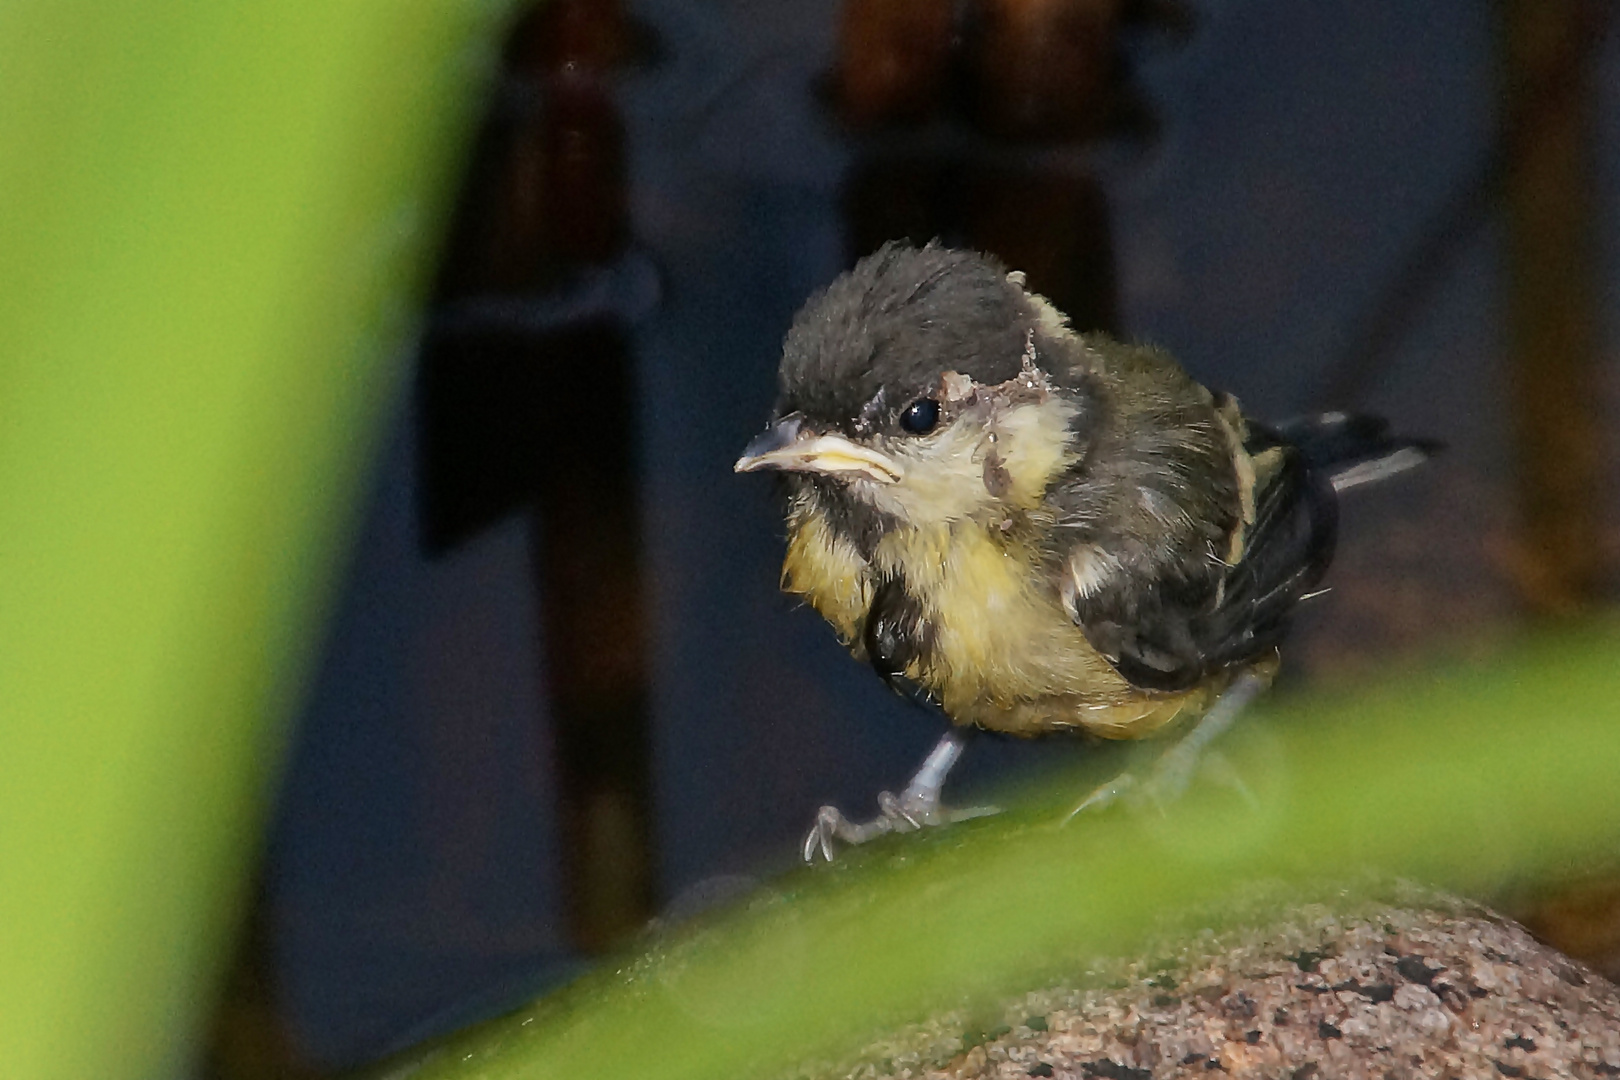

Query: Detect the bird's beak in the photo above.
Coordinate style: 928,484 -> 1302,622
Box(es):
733,414 -> 903,483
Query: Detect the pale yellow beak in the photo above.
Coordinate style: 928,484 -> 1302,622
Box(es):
733,414 -> 903,484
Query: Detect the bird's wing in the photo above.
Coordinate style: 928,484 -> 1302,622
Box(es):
1059,424 -> 1339,693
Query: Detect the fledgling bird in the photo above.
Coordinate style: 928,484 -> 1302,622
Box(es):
735,242 -> 1435,861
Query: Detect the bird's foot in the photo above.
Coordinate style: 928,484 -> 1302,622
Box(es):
803,790 -> 998,863
802,729 -> 1000,862
1067,671 -> 1268,823
1066,747 -> 1257,821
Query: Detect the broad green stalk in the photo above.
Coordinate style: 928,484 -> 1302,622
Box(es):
0,6 -> 512,1078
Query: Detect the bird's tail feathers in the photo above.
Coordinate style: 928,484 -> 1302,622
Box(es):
1272,412 -> 1441,494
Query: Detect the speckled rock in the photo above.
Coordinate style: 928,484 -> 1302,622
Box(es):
812,901 -> 1620,1080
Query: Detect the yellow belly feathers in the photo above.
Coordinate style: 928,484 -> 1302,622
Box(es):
781,504 -> 1218,739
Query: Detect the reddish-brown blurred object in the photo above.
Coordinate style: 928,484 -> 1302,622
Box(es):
843,161 -> 1119,334
1498,0 -> 1611,616
536,69 -> 630,266
446,77 -> 628,292
970,0 -> 1120,140
834,0 -> 956,127
1495,0 -> 1620,991
441,0 -> 632,294
507,0 -> 635,74
1514,876 -> 1620,985
830,0 -> 1179,331
960,167 -> 1118,331
829,0 -> 1177,140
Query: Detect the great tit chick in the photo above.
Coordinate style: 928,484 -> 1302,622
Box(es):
736,241 -> 1435,861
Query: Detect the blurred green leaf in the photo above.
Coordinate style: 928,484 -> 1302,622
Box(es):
0,5 -> 512,1079
384,624 -> 1620,1080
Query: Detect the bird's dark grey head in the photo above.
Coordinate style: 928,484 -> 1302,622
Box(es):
776,242 -> 1035,434
737,241 -> 1091,528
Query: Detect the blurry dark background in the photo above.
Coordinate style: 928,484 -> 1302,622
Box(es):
205,0 -> 1619,1075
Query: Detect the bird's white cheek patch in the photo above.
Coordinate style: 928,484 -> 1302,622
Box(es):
862,421 -> 992,525
853,387 -> 1080,527
989,396 -> 1084,508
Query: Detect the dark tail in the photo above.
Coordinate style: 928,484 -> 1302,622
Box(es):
1101,412 -> 1438,692
1273,412 -> 1442,493
1176,411 -> 1437,679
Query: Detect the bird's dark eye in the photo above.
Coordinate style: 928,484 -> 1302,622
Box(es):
900,397 -> 941,435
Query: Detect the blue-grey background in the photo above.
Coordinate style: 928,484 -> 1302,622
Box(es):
265,0 -> 1619,1066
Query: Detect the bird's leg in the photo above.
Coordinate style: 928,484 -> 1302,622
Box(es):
803,729 -> 1000,863
1068,670 -> 1267,819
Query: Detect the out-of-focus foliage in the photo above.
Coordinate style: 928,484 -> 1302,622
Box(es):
0,5 -> 513,1079
384,623 -> 1620,1080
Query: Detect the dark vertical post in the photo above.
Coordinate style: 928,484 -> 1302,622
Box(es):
530,323 -> 652,953
1498,0 -> 1608,615
512,0 -> 653,953
422,0 -> 655,954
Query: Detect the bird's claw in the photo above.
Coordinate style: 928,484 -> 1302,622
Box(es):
1066,748 -> 1254,823
1066,771 -> 1138,820
802,790 -> 1000,863
876,789 -> 926,830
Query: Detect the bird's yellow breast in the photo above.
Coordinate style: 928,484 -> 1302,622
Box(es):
780,504 -> 1214,739
780,507 -> 871,643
